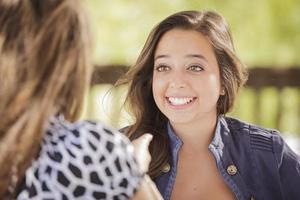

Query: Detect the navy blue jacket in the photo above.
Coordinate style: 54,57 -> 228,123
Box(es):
155,117 -> 300,200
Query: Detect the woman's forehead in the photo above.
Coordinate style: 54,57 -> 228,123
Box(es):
154,29 -> 217,64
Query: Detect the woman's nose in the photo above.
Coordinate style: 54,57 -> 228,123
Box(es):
169,81 -> 186,89
168,72 -> 187,89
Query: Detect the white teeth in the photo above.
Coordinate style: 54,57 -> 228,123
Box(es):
168,97 -> 194,105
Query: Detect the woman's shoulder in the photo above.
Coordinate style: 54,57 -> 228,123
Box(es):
223,117 -> 300,163
46,115 -> 134,154
223,118 -> 300,198
225,116 -> 281,136
17,116 -> 142,200
224,116 -> 286,153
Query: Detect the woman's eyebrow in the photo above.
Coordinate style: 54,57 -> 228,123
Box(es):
154,54 -> 170,61
186,54 -> 208,63
154,54 -> 208,63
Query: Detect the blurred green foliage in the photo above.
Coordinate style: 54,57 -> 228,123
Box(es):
84,0 -> 300,67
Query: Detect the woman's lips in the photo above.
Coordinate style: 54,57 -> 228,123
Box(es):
166,96 -> 197,109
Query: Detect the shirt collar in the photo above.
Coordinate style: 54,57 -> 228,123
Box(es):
210,116 -> 224,149
167,116 -> 229,151
167,122 -> 183,151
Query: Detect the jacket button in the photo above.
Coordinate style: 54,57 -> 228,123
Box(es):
226,164 -> 237,175
162,163 -> 170,173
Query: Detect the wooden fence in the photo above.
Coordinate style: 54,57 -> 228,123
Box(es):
89,65 -> 300,134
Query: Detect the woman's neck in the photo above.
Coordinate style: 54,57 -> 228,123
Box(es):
170,113 -> 218,152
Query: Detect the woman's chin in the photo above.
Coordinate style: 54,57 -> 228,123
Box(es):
167,115 -> 195,125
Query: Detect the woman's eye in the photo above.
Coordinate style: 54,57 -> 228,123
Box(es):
155,65 -> 170,72
188,65 -> 203,72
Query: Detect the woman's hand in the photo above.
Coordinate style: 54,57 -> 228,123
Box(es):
131,134 -> 163,200
132,134 -> 153,173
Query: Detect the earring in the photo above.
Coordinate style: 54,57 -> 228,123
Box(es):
220,89 -> 225,95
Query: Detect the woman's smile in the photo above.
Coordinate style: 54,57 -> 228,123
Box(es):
166,96 -> 197,109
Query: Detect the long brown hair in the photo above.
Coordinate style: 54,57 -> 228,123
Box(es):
117,10 -> 248,179
0,0 -> 90,197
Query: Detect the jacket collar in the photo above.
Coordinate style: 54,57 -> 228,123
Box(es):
166,116 -> 230,159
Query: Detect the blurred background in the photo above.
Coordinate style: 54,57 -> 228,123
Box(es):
82,0 -> 300,152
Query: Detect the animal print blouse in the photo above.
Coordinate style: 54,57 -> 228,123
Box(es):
17,115 -> 142,200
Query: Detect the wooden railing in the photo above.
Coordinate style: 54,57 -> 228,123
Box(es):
90,65 -> 300,134
246,67 -> 300,132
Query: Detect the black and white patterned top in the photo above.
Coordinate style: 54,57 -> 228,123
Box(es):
16,115 -> 142,200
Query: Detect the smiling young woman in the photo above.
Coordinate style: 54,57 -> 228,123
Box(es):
152,28 -> 236,200
117,10 -> 300,200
